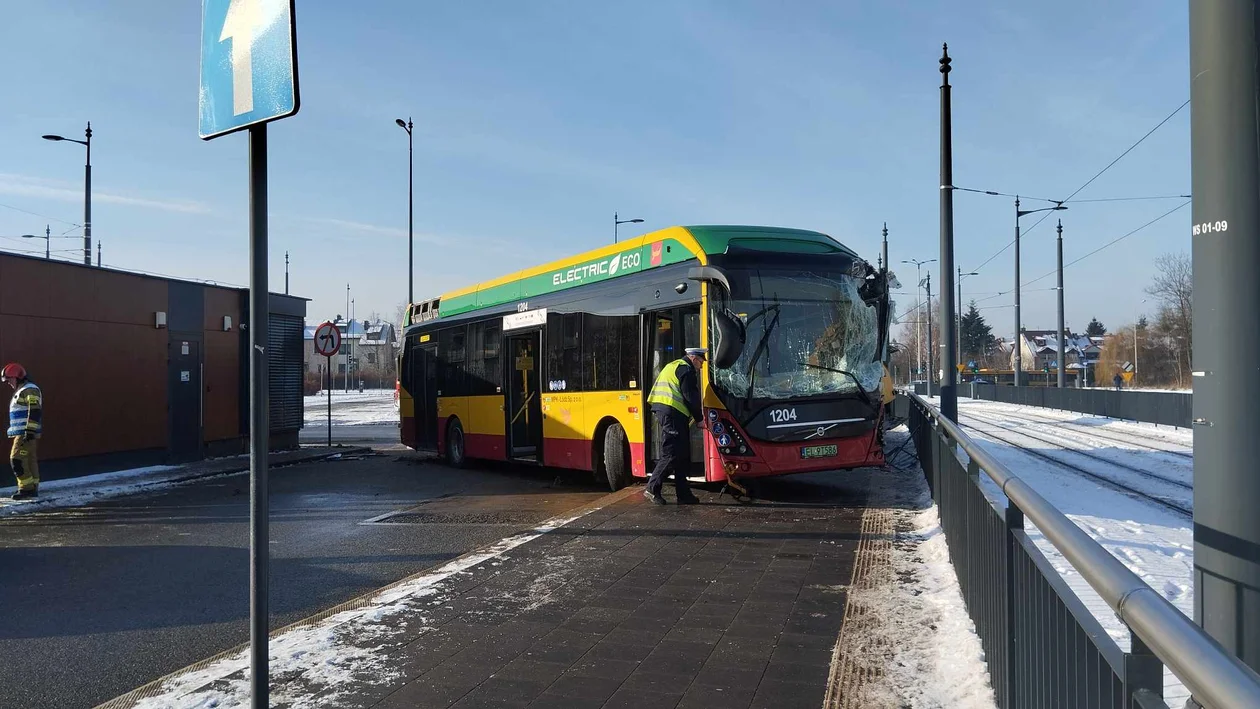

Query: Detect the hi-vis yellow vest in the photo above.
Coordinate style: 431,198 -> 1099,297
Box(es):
648,359 -> 692,420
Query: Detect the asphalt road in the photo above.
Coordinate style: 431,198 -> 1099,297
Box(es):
0,453 -> 611,709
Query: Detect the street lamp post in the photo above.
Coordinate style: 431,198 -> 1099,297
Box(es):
394,118 -> 414,304
614,213 -> 644,243
938,43 -> 958,421
1134,298 -> 1146,386
957,268 -> 978,366
21,225 -> 50,260
902,258 -> 936,384
1014,196 -> 1067,386
42,122 -> 92,266
925,273 -> 934,386
1056,220 -> 1067,388
881,223 -> 889,278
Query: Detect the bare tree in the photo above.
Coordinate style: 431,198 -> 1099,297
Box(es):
394,302 -> 409,331
1145,252 -> 1192,388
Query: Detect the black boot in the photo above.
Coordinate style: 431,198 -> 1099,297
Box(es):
643,489 -> 667,505
11,488 -> 38,500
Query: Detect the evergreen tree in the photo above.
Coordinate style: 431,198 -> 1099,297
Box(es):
1085,317 -> 1106,337
959,300 -> 993,362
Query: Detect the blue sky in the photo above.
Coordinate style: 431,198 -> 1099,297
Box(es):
1,1 -> 1189,336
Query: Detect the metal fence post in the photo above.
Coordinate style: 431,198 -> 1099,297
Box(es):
1123,631 -> 1164,709
1005,500 -> 1024,709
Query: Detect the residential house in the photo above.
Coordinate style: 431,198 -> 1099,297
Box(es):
1009,329 -> 1102,374
304,318 -> 398,386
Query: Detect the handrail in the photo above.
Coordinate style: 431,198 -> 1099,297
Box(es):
908,391 -> 1260,708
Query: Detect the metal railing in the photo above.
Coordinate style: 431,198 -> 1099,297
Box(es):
908,382 -> 1192,428
968,384 -> 1192,428
903,392 -> 1260,708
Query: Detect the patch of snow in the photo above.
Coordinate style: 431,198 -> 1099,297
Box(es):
835,455 -> 997,709
0,464 -> 189,517
304,391 -> 398,427
946,397 -> 1195,705
122,502 -> 606,708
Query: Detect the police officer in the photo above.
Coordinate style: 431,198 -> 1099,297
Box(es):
3,363 -> 42,500
644,347 -> 706,505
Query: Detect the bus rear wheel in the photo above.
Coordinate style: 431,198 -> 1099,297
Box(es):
445,420 -> 466,468
603,423 -> 631,491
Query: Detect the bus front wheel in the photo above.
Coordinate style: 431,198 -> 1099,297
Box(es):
445,420 -> 466,468
603,423 -> 631,491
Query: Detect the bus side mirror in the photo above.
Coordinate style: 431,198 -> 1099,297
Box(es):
711,309 -> 745,369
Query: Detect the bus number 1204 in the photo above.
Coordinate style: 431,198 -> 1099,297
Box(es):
769,408 -> 798,423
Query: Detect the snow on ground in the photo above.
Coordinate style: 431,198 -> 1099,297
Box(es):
304,390 -> 395,405
835,449 -> 997,708
0,463 -> 198,517
127,505 -> 605,709
303,390 -> 398,427
924,395 -> 1194,704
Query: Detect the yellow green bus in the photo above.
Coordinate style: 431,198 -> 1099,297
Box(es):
398,225 -> 894,490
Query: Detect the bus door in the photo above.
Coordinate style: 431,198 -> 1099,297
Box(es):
505,331 -> 543,460
644,306 -> 704,472
412,341 -> 439,449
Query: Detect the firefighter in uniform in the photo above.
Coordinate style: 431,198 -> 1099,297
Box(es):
644,347 -> 706,505
3,363 -> 42,500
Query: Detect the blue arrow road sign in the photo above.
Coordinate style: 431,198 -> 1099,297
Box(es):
199,0 -> 299,140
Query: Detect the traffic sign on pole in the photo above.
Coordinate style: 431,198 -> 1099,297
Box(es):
314,321 -> 341,450
199,0 -> 300,140
314,320 -> 341,357
199,2 -> 300,705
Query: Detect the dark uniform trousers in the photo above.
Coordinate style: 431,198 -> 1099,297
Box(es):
647,405 -> 694,497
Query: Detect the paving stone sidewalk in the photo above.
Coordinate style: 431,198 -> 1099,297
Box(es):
319,471 -> 870,709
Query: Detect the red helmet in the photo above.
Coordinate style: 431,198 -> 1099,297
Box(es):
1,363 -> 26,383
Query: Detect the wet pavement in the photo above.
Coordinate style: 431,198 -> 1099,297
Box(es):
105,469 -> 872,709
0,453 -> 610,709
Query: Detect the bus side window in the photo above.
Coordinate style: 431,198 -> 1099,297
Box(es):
437,326 -> 467,396
466,322 -> 502,395
651,313 -> 674,381
681,307 -> 701,351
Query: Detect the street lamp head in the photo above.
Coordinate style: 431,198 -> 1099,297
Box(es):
629,218 -> 644,224
20,234 -> 37,239
394,118 -> 407,129
41,134 -> 65,141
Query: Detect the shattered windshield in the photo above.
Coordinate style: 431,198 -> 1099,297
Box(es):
712,268 -> 883,401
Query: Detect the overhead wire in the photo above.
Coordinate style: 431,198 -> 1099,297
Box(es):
1020,200 -> 1191,289
0,201 -> 82,228
963,98 -> 1191,275
1068,195 -> 1190,204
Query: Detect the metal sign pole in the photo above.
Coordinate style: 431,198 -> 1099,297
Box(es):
199,3 -> 298,705
247,123 -> 270,709
326,356 -> 332,447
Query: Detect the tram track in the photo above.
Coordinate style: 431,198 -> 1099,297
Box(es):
962,411 -> 1194,491
957,416 -> 1192,518
968,407 -> 1193,460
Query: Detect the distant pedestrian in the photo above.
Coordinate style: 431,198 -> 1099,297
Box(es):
1113,372 -> 1123,391
644,347 -> 706,505
3,363 -> 42,499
